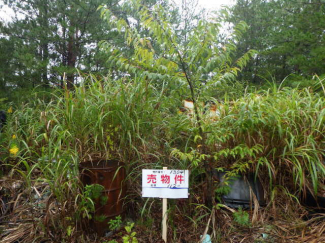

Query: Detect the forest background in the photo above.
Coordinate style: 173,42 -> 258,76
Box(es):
0,0 -> 325,242
1,0 -> 324,102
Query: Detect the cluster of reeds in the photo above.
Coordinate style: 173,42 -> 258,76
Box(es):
204,87 -> 325,197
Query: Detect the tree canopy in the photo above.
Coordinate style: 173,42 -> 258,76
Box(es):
226,0 -> 325,83
0,0 -> 324,100
1,0 -> 123,90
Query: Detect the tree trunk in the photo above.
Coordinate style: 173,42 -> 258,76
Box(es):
67,33 -> 76,89
41,1 -> 49,87
253,56 -> 259,83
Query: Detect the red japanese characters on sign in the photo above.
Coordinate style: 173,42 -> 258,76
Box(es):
161,174 -> 170,184
147,174 -> 157,183
142,169 -> 189,198
174,174 -> 184,184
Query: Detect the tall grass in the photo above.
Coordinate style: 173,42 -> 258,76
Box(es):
205,87 -> 325,196
2,75 -> 325,241
1,75 -> 187,239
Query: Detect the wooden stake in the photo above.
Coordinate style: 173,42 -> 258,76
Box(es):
162,167 -> 167,242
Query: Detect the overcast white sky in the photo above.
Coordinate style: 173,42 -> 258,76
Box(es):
181,0 -> 234,10
0,0 -> 234,22
0,5 -> 14,22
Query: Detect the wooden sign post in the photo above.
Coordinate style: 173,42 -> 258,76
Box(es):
142,168 -> 189,243
162,167 -> 167,242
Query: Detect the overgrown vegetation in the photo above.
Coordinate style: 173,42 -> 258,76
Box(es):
1,0 -> 325,242
1,75 -> 324,242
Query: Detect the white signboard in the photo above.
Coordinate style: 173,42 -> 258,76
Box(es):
142,169 -> 189,198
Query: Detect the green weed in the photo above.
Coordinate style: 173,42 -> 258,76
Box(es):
108,215 -> 123,231
122,222 -> 138,243
233,207 -> 250,227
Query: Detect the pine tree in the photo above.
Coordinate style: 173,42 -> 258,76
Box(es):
1,0 -> 123,89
